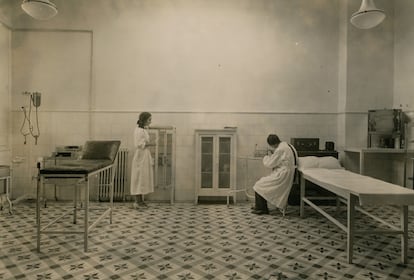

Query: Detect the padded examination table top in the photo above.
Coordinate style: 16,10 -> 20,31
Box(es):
299,168 -> 414,206
40,159 -> 113,175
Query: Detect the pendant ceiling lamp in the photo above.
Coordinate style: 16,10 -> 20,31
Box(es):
350,0 -> 385,29
21,0 -> 58,20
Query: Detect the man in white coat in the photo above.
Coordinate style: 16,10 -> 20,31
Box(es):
252,134 -> 297,215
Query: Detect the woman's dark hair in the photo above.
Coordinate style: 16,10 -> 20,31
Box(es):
137,112 -> 152,128
267,134 -> 281,146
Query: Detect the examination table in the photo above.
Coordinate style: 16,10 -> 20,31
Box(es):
299,166 -> 414,264
36,140 -> 121,253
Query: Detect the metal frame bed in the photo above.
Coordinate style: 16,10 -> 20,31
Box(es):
36,140 -> 121,253
299,167 -> 414,264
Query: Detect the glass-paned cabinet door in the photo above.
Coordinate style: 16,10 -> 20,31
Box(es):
158,130 -> 166,187
148,130 -> 159,186
201,137 -> 214,188
148,128 -> 175,188
218,137 -> 231,188
148,130 -> 158,157
165,133 -> 173,186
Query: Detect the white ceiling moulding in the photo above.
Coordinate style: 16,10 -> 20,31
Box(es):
350,0 -> 385,29
21,0 -> 58,20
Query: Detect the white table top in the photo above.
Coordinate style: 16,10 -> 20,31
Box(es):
344,147 -> 414,154
300,168 -> 414,206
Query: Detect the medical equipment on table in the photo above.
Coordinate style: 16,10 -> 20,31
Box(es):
40,145 -> 83,205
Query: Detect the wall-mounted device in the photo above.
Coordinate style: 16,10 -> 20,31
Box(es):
20,91 -> 42,145
31,92 -> 41,107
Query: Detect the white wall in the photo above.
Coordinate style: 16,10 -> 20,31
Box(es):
394,0 -> 414,151
394,0 -> 414,187
4,0 -> 407,200
6,0 -> 343,201
0,1 -> 13,166
0,21 -> 11,165
343,0 -> 395,150
0,0 -> 12,26
11,0 -> 341,113
394,0 -> 414,112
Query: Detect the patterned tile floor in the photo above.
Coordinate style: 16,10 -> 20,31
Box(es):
1,202 -> 414,279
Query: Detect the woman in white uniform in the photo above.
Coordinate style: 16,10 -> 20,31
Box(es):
130,112 -> 154,208
252,134 -> 297,215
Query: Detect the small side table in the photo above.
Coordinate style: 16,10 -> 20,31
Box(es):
0,165 -> 12,214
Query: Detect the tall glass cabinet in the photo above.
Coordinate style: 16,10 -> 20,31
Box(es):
194,128 -> 237,203
147,126 -> 176,204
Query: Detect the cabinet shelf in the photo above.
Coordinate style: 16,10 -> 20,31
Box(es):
368,109 -> 405,149
368,131 -> 401,135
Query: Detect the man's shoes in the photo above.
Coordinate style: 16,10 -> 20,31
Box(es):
139,202 -> 148,208
251,209 -> 269,215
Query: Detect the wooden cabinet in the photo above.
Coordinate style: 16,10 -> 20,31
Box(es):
195,129 -> 237,204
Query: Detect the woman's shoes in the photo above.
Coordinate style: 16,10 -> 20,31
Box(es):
139,202 -> 148,207
133,202 -> 148,209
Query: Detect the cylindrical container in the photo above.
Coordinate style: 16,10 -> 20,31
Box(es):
394,136 -> 400,149
325,141 -> 335,151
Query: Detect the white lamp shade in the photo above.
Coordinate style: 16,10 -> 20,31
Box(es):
350,0 -> 385,29
21,0 -> 58,20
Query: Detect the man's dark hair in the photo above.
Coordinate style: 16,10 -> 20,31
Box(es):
267,134 -> 281,146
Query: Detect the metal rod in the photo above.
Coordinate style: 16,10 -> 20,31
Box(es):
88,208 -> 111,231
355,206 -> 400,231
84,177 -> 89,252
302,197 -> 347,232
42,230 -> 84,234
401,205 -> 408,264
355,230 -> 404,234
36,168 -> 41,253
41,209 -> 74,231
347,194 -> 357,264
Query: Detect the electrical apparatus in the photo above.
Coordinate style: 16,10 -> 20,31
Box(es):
290,138 -> 319,151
